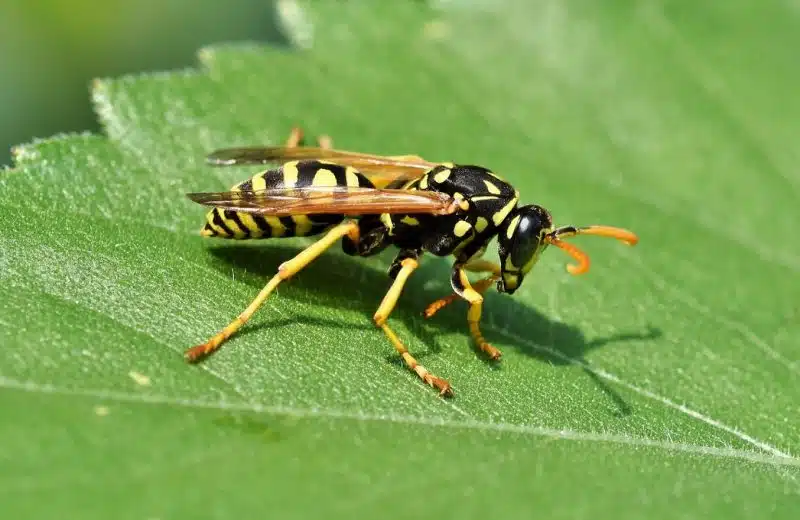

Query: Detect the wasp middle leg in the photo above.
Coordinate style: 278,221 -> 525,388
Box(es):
373,251 -> 453,397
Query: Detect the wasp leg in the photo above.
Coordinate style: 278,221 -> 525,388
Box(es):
448,264 -> 502,360
423,259 -> 501,319
286,126 -> 333,149
185,220 -> 361,362
374,255 -> 452,397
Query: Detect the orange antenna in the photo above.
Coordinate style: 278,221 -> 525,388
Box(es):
546,225 -> 639,275
548,237 -> 590,275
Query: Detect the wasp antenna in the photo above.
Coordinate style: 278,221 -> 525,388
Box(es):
547,225 -> 638,275
547,237 -> 590,275
552,225 -> 638,246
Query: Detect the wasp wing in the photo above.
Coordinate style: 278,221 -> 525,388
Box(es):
206,146 -> 437,188
186,185 -> 456,216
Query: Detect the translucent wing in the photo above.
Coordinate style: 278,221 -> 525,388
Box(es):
206,146 -> 438,188
186,185 -> 457,216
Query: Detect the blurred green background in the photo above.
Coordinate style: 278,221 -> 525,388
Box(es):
0,0 -> 283,166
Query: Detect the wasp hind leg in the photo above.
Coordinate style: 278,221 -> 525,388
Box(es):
286,126 -> 332,149
185,220 -> 361,361
374,251 -> 452,397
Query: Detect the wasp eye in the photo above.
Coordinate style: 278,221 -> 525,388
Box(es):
497,205 -> 553,293
510,215 -> 542,270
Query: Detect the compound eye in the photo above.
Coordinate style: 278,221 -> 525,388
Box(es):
509,214 -> 542,271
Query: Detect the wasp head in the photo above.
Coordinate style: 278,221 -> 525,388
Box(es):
496,205 -> 554,294
496,205 -> 639,294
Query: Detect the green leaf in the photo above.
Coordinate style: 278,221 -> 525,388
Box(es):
2,1 -> 798,518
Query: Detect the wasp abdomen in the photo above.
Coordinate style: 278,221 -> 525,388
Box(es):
201,160 -> 374,239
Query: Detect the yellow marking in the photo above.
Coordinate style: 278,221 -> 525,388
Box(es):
236,212 -> 264,237
453,192 -> 469,211
402,178 -> 419,190
317,159 -> 336,165
266,216 -> 287,237
502,273 -> 519,291
433,168 -> 451,183
220,211 -> 247,238
521,247 -> 544,274
506,215 -> 521,239
475,216 -> 489,233
493,196 -> 518,226
453,220 -> 472,237
464,258 -> 500,275
381,213 -> 395,234
441,162 -> 455,168
128,371 -> 151,386
345,166 -> 360,186
283,161 -> 300,187
483,179 -> 501,195
200,226 -> 214,237
470,195 -> 498,202
451,234 -> 475,256
251,172 -> 267,191
205,210 -> 228,236
292,215 -> 314,236
466,245 -> 488,263
312,168 -> 337,187
401,216 -> 420,226
419,175 -> 429,189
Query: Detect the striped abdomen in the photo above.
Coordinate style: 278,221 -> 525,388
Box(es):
201,160 -> 374,239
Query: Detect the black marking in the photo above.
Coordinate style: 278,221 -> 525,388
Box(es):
309,213 -> 344,226
251,215 -> 273,237
225,210 -> 250,238
357,171 -> 373,188
202,222 -> 217,236
212,209 -> 234,236
279,216 -> 296,236
388,249 -> 422,279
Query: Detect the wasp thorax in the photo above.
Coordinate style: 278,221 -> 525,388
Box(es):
496,204 -> 554,294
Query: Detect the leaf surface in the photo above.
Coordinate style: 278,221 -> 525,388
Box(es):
1,1 -> 798,518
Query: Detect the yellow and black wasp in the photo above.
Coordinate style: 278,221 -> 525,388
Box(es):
185,128 -> 638,396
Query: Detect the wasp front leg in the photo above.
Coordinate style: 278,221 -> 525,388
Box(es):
422,259 -> 501,319
446,262 -> 502,361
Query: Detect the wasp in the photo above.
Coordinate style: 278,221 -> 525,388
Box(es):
185,128 -> 638,396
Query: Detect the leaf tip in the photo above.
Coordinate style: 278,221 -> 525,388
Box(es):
90,77 -> 112,118
275,0 -> 314,49
10,144 -> 39,164
197,46 -> 217,68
